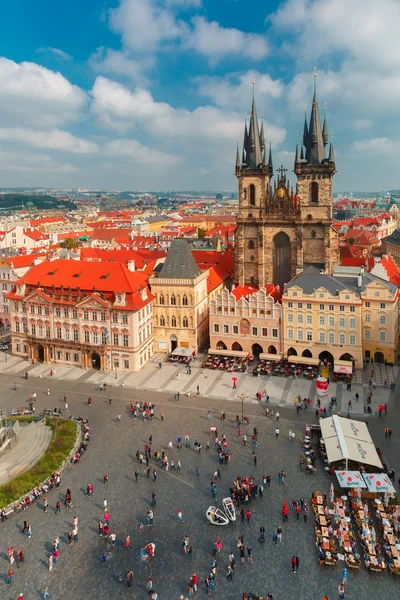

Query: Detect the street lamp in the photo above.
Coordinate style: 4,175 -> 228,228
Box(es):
114,360 -> 118,379
238,393 -> 248,422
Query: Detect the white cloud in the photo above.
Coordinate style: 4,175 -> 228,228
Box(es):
109,0 -> 184,53
0,149 -> 78,173
165,0 -> 202,6
195,70 -> 283,109
89,47 -> 153,84
272,0 -> 400,71
0,57 -> 86,127
184,16 -> 268,63
0,128 -> 98,154
105,138 -> 184,165
90,76 -> 286,146
353,137 -> 398,156
36,47 -> 72,62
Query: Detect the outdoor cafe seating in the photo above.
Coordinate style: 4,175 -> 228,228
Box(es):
202,349 -> 250,372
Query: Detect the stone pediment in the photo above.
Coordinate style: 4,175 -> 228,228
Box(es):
25,289 -> 51,303
76,293 -> 110,309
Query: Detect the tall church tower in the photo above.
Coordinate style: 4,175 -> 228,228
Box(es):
294,76 -> 339,272
234,78 -> 339,289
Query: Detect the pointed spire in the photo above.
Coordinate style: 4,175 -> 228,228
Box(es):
260,117 -> 265,151
304,71 -> 326,165
300,146 -> 304,160
303,110 -> 308,147
329,142 -> 335,163
235,141 -> 241,169
242,97 -> 263,169
322,103 -> 328,147
268,142 -> 273,173
262,147 -> 267,166
295,143 -> 299,163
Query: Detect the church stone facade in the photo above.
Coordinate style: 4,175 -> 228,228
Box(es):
234,85 -> 339,288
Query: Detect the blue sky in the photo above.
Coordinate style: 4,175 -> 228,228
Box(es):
0,0 -> 399,192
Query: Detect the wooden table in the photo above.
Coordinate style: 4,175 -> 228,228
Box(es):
391,546 -> 400,558
321,527 -> 329,537
317,496 -> 323,505
319,516 -> 327,526
318,506 -> 325,515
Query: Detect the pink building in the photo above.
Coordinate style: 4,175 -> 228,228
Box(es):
209,285 -> 283,356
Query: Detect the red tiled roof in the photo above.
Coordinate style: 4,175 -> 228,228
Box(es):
232,283 -> 282,302
192,249 -> 234,274
207,266 -> 227,293
7,259 -> 153,311
92,228 -> 131,242
30,216 -> 67,227
23,228 -> 49,241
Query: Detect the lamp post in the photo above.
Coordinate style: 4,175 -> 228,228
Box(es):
114,360 -> 118,379
238,393 -> 248,423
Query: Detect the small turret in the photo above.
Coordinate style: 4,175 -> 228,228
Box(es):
268,142 -> 273,174
328,142 -> 335,163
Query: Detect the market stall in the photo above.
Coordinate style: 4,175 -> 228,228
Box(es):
168,347 -> 194,365
319,415 -> 383,470
333,359 -> 353,382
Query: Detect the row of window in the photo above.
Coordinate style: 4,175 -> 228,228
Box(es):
213,323 -> 279,338
287,329 -> 357,345
287,314 -> 359,328
290,290 -> 385,301
159,315 -> 189,328
158,294 -> 189,306
364,330 -> 387,342
0,272 -> 11,280
13,302 -> 132,324
287,302 -> 359,312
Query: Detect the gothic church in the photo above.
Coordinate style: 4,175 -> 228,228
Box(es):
234,82 -> 339,288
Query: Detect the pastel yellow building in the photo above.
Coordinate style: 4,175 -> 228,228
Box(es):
281,266 -> 399,368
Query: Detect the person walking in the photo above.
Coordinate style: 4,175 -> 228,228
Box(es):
134,470 -> 139,482
277,526 -> 283,543
48,555 -> 53,571
103,473 -> 108,484
338,583 -> 345,599
54,501 -> 61,514
227,564 -> 234,580
291,556 -> 296,573
275,427 -> 279,438
272,531 -> 278,545
17,547 -> 24,567
177,509 -> 184,523
7,568 -> 13,584
43,496 -> 48,512
246,509 -> 251,525
126,570 -> 134,588
196,465 -> 200,477
125,534 -> 131,551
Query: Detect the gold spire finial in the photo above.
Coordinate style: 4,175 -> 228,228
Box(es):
313,67 -> 317,93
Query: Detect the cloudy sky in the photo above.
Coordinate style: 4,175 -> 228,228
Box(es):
0,0 -> 399,192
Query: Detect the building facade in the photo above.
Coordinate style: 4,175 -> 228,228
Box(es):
281,266 -> 399,367
234,84 -> 339,288
7,259 -> 154,372
209,286 -> 283,355
149,239 -> 210,353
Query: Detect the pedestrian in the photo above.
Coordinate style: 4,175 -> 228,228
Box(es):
272,531 -> 278,545
295,555 -> 300,573
338,583 -> 345,599
240,509 -> 245,523
178,509 -> 184,523
160,411 -> 164,421
103,473 -> 108,484
196,465 -> 200,477
27,523 -> 32,538
147,577 -> 153,592
48,555 -> 53,571
103,497 -> 107,511
7,568 -> 13,584
134,469 -> 139,482
291,555 -> 296,573
43,586 -> 50,600
151,491 -> 156,505
22,520 -> 28,534
102,552 -> 107,564
385,403 -> 388,414
197,385 -> 200,395
277,526 -> 283,543
43,496 -> 48,512
342,567 -> 348,585
126,570 -> 134,588
259,484 -> 264,498
289,429 -> 293,441
54,501 -> 61,514
125,534 -> 131,551
247,545 -> 253,562
67,531 -> 73,546
276,411 -> 280,421
17,548 -> 24,567
192,572 -> 198,592
246,509 -> 251,524
275,427 -> 279,438
227,564 -> 234,580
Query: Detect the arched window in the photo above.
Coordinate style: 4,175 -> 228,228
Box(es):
311,181 -> 319,204
248,239 -> 255,249
159,294 -> 164,305
171,316 -> 176,327
250,255 -> 255,261
311,230 -> 316,238
248,213 -> 253,218
183,316 -> 188,328
160,315 -> 165,327
182,295 -> 188,306
170,295 -> 176,306
307,214 -> 313,221
249,184 -> 255,206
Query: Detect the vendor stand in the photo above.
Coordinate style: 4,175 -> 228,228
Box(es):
168,347 -> 194,365
333,360 -> 353,382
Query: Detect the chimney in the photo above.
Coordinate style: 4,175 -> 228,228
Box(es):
127,260 -> 135,272
358,268 -> 363,288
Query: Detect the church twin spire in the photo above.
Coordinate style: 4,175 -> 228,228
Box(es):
296,75 -> 335,168
237,95 -> 272,174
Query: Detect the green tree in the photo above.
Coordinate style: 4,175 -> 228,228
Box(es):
59,238 -> 82,250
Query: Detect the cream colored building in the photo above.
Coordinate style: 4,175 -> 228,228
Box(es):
149,239 -> 210,353
209,286 -> 283,355
282,266 -> 399,367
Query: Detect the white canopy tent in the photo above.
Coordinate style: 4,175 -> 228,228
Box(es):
259,353 -> 281,361
335,470 -> 367,488
362,473 -> 396,493
320,415 -> 382,469
333,360 -> 353,375
171,347 -> 194,357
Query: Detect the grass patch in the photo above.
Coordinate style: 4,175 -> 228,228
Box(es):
0,418 -> 79,509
